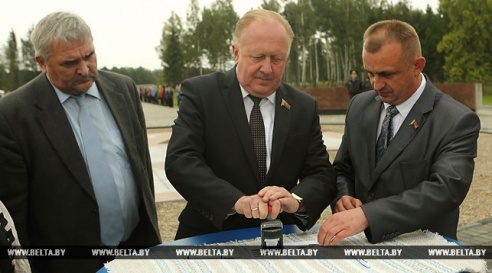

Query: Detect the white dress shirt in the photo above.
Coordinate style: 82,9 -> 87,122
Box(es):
377,74 -> 427,138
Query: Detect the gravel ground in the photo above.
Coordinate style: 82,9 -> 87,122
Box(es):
157,125 -> 492,242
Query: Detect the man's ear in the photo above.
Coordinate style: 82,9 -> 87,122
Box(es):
414,56 -> 426,76
35,56 -> 47,72
232,45 -> 239,63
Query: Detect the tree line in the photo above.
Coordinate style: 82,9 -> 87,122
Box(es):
158,0 -> 492,88
0,25 -> 159,92
1,0 -> 491,92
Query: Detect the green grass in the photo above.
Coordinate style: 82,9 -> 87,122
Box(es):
483,84 -> 492,105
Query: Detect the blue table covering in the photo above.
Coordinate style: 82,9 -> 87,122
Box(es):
96,224 -> 302,273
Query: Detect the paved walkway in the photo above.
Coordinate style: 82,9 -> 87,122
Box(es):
142,102 -> 491,270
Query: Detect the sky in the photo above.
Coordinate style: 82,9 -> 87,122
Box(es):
1,0 -> 438,70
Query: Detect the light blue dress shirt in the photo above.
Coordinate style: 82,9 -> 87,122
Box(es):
53,81 -> 140,242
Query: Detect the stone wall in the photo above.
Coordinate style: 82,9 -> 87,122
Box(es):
303,83 -> 480,113
434,83 -> 478,111
303,87 -> 349,114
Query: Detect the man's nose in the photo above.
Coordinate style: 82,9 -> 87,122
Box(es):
259,58 -> 273,74
372,75 -> 384,90
77,61 -> 89,76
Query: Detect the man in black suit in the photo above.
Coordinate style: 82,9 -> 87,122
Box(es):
346,70 -> 364,99
317,20 -> 480,245
165,9 -> 337,239
0,12 -> 161,272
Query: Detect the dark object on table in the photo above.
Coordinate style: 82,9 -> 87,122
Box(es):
261,206 -> 283,249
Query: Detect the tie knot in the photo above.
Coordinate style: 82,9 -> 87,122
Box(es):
73,95 -> 87,108
73,94 -> 95,109
386,105 -> 398,117
248,95 -> 262,105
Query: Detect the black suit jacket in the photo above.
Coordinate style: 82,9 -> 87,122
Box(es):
0,71 -> 161,273
165,67 -> 337,238
334,76 -> 480,243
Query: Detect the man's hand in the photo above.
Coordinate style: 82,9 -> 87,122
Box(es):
234,195 -> 270,219
317,207 -> 369,246
258,186 -> 299,217
334,195 -> 363,213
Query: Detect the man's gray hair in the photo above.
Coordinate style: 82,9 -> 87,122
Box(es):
31,11 -> 93,60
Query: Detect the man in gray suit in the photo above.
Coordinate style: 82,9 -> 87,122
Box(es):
0,12 -> 160,272
318,20 -> 480,245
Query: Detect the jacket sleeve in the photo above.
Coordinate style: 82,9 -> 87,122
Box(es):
164,77 -> 245,229
290,99 -> 338,229
0,110 -> 30,247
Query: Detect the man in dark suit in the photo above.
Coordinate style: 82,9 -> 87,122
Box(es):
346,70 -> 363,99
0,12 -> 161,272
318,20 -> 480,245
165,9 -> 337,239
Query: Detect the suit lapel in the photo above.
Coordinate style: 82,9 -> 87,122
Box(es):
363,96 -> 383,169
352,94 -> 382,191
221,68 -> 260,184
268,85 -> 291,183
34,74 -> 96,199
373,81 -> 437,181
95,74 -> 129,148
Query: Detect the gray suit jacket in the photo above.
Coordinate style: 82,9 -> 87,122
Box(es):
165,67 -> 337,238
0,71 -> 161,273
334,76 -> 480,243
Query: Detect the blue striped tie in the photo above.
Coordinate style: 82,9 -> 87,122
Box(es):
376,105 -> 399,165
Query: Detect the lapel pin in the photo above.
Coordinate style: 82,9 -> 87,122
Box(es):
410,119 -> 419,129
281,99 -> 291,110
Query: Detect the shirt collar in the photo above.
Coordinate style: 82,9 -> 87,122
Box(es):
51,79 -> 101,104
383,73 -> 426,118
239,84 -> 276,105
236,66 -> 276,104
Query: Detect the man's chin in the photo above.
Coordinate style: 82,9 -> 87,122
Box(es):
378,92 -> 393,102
250,83 -> 277,96
77,79 -> 95,90
67,81 -> 94,96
